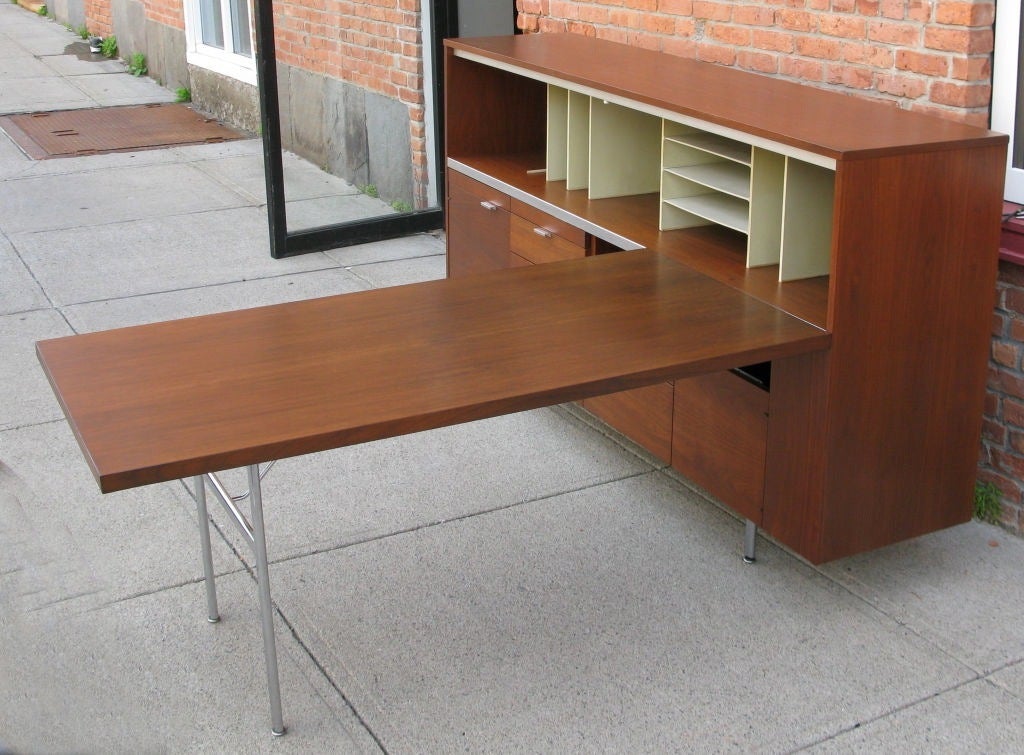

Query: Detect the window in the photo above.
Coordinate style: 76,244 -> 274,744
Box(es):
185,0 -> 256,85
993,0 -> 1023,202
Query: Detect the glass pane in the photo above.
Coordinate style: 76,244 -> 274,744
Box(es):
199,0 -> 224,49
230,0 -> 252,56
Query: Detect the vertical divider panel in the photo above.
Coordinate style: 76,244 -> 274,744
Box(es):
747,148 -> 785,268
566,91 -> 591,190
780,159 -> 836,281
589,100 -> 662,199
546,86 -> 569,182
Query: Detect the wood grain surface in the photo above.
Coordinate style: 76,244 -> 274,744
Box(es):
37,251 -> 829,493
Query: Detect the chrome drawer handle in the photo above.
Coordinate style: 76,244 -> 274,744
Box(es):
479,201 -> 499,211
532,227 -> 553,238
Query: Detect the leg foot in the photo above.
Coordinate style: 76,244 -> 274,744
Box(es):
194,475 -> 221,622
743,519 -> 757,564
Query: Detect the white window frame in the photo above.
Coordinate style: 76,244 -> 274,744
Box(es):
184,0 -> 257,86
993,0 -> 1023,202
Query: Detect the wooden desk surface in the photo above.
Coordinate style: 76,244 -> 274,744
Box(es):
37,251 -> 829,493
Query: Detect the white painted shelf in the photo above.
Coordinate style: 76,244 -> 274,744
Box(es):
664,193 -> 750,234
664,162 -> 751,200
665,133 -> 752,165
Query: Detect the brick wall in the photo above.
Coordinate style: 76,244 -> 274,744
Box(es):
146,0 -> 183,31
517,0 -> 995,126
84,0 -> 112,36
984,217 -> 1024,533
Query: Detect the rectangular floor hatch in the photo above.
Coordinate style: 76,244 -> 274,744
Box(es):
0,103 -> 245,159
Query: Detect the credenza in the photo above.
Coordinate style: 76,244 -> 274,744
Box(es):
444,33 -> 1008,564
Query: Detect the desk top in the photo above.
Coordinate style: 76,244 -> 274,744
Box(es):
37,251 -> 829,493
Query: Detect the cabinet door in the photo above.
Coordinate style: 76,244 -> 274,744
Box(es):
583,382 -> 674,463
672,371 -> 769,522
446,171 -> 510,278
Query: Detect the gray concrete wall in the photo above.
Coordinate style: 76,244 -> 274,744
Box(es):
279,62 -> 414,207
111,0 -> 146,62
50,0 -> 85,30
190,65 -> 260,134
144,20 -> 188,92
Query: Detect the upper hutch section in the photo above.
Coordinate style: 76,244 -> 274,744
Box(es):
444,34 -> 1006,329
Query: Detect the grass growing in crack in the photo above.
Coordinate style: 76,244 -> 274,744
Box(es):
974,481 -> 1003,524
127,52 -> 147,76
175,87 -> 191,103
100,35 -> 117,58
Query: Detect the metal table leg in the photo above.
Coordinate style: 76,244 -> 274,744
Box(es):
743,519 -> 757,564
185,464 -> 285,736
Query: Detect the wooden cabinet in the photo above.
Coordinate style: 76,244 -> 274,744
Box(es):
443,34 -> 1007,563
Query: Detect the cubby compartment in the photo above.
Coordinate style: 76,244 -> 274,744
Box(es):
780,159 -> 835,281
589,100 -> 661,199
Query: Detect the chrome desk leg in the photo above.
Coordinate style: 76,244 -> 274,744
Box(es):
743,519 -> 757,564
193,475 -> 221,623
248,464 -> 285,736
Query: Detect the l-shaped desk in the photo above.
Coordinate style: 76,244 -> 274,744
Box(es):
37,32 -> 1007,736
37,250 -> 829,734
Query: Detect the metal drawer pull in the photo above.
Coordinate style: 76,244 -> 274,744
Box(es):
479,201 -> 500,211
532,227 -> 553,238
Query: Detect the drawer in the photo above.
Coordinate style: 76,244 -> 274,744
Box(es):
672,370 -> 769,522
510,215 -> 586,265
448,170 -> 510,211
446,171 -> 510,278
510,199 -> 586,246
583,382 -> 674,463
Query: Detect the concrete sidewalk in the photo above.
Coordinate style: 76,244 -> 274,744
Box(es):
3,5 -> 1024,752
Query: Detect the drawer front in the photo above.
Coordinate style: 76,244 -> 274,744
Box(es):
583,382 -> 674,463
446,171 -> 510,278
448,170 -> 511,210
672,371 -> 769,522
510,215 -> 586,265
510,199 -> 586,247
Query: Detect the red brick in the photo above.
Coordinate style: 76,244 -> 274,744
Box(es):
780,56 -> 825,81
827,64 -> 874,89
697,42 -> 738,65
994,341 -> 1021,369
820,15 -> 867,38
737,49 -> 779,73
984,417 -> 1008,445
661,0 -> 694,14
833,0 -> 857,10
951,55 -> 991,81
868,20 -> 921,46
693,1 -> 733,21
930,80 -> 992,108
753,29 -> 796,53
924,26 -> 994,54
991,448 -> 1024,478
994,367 -> 1024,402
876,73 -> 928,98
796,37 -> 842,60
994,312 -> 1008,337
777,9 -> 817,31
896,49 -> 950,77
856,0 -> 881,14
733,5 -> 775,25
709,23 -> 753,46
842,42 -> 894,67
935,1 -> 995,26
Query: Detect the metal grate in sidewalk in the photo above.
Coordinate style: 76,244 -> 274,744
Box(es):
0,103 -> 245,159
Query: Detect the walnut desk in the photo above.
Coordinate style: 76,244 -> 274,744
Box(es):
36,250 -> 829,734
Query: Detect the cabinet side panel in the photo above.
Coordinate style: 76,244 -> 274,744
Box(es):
820,144 -> 1006,560
445,48 -> 546,158
763,351 -> 830,563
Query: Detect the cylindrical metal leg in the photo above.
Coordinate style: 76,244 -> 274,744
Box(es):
194,475 -> 220,623
743,519 -> 757,564
248,465 -> 286,736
